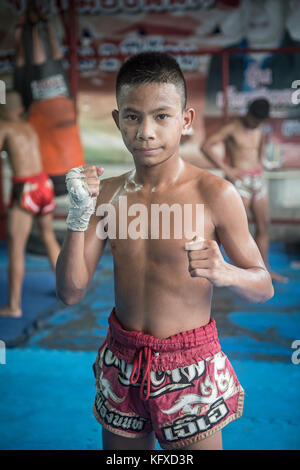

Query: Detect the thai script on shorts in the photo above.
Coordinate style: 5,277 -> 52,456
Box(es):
95,391 -> 147,432
103,346 -> 206,398
162,397 -> 229,442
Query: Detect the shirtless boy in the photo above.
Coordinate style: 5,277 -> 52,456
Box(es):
201,99 -> 287,283
56,53 -> 274,450
0,91 -> 60,317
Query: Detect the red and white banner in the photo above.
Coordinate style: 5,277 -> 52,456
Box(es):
0,0 -> 299,168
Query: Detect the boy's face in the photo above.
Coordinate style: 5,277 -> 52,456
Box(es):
113,82 -> 194,168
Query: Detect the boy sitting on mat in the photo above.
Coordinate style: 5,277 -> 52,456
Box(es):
56,52 -> 274,450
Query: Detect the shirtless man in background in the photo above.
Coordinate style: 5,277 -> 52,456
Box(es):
201,99 -> 287,283
56,53 -> 274,450
0,91 -> 60,317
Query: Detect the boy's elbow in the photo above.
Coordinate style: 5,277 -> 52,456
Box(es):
266,272 -> 275,300
58,294 -> 79,306
56,287 -> 85,306
258,280 -> 274,303
266,283 -> 275,301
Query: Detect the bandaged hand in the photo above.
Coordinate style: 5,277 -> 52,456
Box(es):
65,165 -> 104,231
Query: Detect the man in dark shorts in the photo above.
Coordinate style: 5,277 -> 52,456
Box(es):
56,53 -> 274,450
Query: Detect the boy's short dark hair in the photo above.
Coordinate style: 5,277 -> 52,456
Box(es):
248,98 -> 270,120
116,52 -> 187,110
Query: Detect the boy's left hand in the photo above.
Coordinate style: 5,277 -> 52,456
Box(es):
185,238 -> 231,287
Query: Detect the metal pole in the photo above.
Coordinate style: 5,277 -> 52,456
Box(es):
221,51 -> 229,122
68,0 -> 78,112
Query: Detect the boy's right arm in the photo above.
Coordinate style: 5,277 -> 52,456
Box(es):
201,120 -> 240,180
56,165 -> 107,305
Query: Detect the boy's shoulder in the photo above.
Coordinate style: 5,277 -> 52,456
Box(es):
0,120 -> 16,140
187,164 -> 243,228
98,170 -> 132,201
187,163 -> 237,207
100,170 -> 132,186
222,117 -> 240,133
220,117 -> 240,134
187,162 -> 231,193
0,119 -> 30,134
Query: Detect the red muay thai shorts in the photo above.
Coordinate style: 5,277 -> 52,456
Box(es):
10,171 -> 55,215
93,308 -> 244,449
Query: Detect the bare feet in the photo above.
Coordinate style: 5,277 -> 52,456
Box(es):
0,306 -> 22,318
270,271 -> 289,283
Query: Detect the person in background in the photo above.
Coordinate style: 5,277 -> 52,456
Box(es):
56,53 -> 274,450
13,0 -> 85,196
0,91 -> 60,317
201,98 -> 288,283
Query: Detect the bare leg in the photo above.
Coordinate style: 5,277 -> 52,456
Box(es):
32,24 -> 47,65
26,0 -> 40,24
251,196 -> 288,283
14,3 -> 40,68
240,195 -> 251,216
0,206 -> 33,317
102,428 -> 156,450
164,430 -> 223,451
37,213 -> 60,270
31,18 -> 63,65
251,195 -> 269,264
14,24 -> 25,67
45,22 -> 63,60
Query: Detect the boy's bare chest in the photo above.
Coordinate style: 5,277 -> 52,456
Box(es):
106,188 -> 216,263
7,123 -> 37,155
229,126 -> 261,152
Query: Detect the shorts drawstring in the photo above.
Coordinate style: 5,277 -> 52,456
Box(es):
129,346 -> 153,401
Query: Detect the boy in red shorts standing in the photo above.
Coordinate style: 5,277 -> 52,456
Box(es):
56,53 -> 274,450
0,91 -> 60,317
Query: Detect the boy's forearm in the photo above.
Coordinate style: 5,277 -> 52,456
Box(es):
258,133 -> 267,162
57,165 -> 103,305
56,230 -> 90,305
225,264 -> 274,303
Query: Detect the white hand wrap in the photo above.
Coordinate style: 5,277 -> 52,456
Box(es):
65,166 -> 97,232
185,237 -> 205,250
